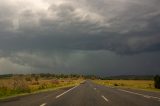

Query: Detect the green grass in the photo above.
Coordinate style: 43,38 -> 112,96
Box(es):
93,80 -> 160,92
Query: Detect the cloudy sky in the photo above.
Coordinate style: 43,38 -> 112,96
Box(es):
0,0 -> 160,76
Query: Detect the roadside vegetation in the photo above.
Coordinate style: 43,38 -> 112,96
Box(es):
93,75 -> 160,91
0,74 -> 84,99
154,75 -> 160,89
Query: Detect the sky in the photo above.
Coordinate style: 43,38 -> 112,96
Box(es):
0,0 -> 160,76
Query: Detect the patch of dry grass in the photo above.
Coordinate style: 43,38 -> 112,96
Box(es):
0,76 -> 83,98
93,80 -> 160,91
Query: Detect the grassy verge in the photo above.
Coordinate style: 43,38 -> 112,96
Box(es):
0,77 -> 83,99
93,80 -> 160,92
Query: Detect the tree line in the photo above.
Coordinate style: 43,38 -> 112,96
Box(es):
0,73 -> 100,79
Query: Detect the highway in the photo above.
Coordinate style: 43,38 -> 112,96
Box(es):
0,80 -> 160,106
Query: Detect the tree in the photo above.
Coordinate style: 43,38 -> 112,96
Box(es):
154,75 -> 160,89
34,75 -> 40,82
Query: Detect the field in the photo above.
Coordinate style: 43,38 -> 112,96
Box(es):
93,80 -> 160,91
0,75 -> 83,99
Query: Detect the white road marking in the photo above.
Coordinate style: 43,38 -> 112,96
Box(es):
101,95 -> 109,102
118,89 -> 160,100
56,85 -> 78,99
149,96 -> 160,100
40,103 -> 46,106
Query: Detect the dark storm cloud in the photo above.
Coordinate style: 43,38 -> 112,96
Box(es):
0,0 -> 160,75
1,50 -> 160,75
0,0 -> 160,54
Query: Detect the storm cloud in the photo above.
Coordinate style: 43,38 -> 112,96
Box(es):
0,0 -> 160,75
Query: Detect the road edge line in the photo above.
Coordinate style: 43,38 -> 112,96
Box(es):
118,89 -> 160,100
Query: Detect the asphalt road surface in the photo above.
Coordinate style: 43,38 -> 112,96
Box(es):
0,80 -> 160,106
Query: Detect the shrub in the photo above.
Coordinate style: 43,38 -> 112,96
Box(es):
114,83 -> 118,86
12,76 -> 30,93
32,81 -> 39,85
51,80 -> 59,84
25,76 -> 32,82
34,75 -> 39,82
39,83 -> 48,89
154,75 -> 160,89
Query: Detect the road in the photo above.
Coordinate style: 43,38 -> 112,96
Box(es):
0,80 -> 160,106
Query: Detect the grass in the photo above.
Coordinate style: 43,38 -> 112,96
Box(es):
93,80 -> 160,92
0,76 -> 83,99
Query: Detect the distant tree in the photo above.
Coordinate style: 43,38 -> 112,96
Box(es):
34,75 -> 40,82
154,75 -> 160,89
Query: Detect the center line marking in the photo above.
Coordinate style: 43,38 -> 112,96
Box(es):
56,85 -> 78,99
101,95 -> 109,102
40,103 -> 46,106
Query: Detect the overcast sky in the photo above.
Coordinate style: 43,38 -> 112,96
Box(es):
0,0 -> 160,76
